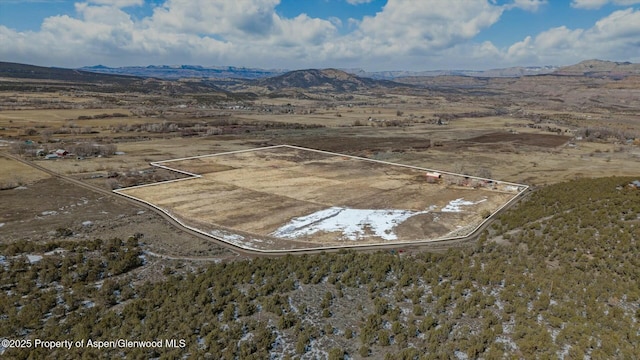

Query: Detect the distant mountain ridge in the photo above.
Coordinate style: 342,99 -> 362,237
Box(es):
1,61 -> 142,83
5,60 -> 640,97
0,61 -> 233,96
75,60 -> 640,81
348,66 -> 559,79
554,59 -> 640,77
80,64 -> 286,80
79,64 -> 560,80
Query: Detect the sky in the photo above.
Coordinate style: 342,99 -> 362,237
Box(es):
1,0 -> 640,71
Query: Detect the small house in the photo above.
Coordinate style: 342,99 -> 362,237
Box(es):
425,172 -> 442,183
44,154 -> 59,160
55,149 -> 68,157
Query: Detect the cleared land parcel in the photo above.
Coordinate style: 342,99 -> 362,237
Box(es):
116,145 -> 526,251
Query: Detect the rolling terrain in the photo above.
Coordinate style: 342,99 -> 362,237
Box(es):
1,60 -> 640,358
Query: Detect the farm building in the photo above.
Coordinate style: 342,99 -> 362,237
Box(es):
55,149 -> 69,157
629,180 -> 640,189
425,172 -> 442,181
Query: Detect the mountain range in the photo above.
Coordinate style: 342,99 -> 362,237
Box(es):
77,60 -> 640,81
79,64 -> 561,80
3,60 -> 640,97
80,64 -> 286,80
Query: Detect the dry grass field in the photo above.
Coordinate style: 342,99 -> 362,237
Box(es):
117,145 -> 524,251
2,68 -> 640,256
0,156 -> 49,189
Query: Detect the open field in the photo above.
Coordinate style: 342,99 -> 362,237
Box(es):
2,68 -> 640,257
3,93 -> 639,256
0,156 -> 50,187
116,145 -> 525,251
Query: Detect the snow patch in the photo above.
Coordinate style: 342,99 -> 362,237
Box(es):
210,229 -> 245,242
0,223 -> 4,227
441,198 -> 486,213
41,210 -> 58,216
209,229 -> 263,249
82,221 -> 93,227
44,249 -> 66,256
26,255 -> 43,264
272,206 -> 431,241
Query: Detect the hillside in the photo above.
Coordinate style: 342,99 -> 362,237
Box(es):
0,61 -> 230,95
256,68 -> 403,92
2,177 -> 639,358
554,59 -> 640,77
353,65 -> 557,79
80,64 -> 285,80
0,61 -> 141,83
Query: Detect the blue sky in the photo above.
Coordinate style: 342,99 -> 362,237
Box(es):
1,0 -> 640,70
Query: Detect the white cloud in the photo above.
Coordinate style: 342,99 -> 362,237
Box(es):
571,0 -> 640,9
2,0 -> 640,71
507,0 -> 547,11
148,0 -> 281,37
351,0 -> 503,56
506,8 -> 640,64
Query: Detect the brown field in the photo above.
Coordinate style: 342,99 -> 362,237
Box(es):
0,157 -> 50,188
2,70 -> 640,256
117,146 -> 524,251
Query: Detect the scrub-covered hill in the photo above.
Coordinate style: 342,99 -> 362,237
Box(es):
1,177 -> 639,358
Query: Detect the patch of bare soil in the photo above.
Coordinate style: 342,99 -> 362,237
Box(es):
270,135 -> 431,155
465,132 -> 571,147
0,177 -> 231,258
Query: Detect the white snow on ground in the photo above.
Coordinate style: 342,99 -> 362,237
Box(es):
44,249 -> 66,256
0,223 -> 4,227
272,206 -> 431,241
41,210 -> 58,216
26,255 -> 43,264
210,229 -> 245,242
209,229 -> 260,249
441,198 -> 486,213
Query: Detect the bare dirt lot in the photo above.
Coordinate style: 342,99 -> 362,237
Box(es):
465,132 -> 571,147
0,176 -> 234,258
117,146 -> 523,251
